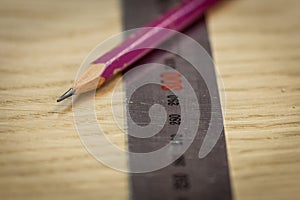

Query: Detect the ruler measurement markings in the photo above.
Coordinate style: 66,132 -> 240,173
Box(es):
122,0 -> 232,200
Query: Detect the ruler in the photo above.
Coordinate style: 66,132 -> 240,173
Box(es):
122,0 -> 232,199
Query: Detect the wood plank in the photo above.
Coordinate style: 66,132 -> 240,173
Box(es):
207,0 -> 300,199
0,0 -> 127,199
0,0 -> 299,199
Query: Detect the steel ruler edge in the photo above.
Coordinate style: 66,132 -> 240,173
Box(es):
121,0 -> 232,199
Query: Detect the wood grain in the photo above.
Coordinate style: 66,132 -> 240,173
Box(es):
0,0 -> 299,200
207,0 -> 300,199
0,0 -> 127,200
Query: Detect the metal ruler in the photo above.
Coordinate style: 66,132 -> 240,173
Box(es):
122,0 -> 232,199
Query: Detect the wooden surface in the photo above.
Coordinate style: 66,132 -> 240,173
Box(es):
0,0 -> 299,200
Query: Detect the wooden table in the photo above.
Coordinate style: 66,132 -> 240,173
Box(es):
0,0 -> 299,199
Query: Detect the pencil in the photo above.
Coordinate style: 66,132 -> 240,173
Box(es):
57,0 -> 218,102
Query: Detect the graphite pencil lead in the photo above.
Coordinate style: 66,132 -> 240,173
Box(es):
57,88 -> 76,102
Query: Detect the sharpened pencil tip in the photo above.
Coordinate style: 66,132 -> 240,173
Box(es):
57,88 -> 76,102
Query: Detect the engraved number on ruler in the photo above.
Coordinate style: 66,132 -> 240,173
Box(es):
162,57 -> 191,199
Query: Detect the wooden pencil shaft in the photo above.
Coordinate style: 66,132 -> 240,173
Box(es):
58,0 -> 218,100
95,0 -> 218,80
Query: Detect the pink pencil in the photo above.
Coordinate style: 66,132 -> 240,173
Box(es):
57,0 -> 218,102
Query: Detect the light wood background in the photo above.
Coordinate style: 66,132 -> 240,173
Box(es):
0,0 -> 299,200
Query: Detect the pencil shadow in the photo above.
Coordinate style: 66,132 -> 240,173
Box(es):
48,98 -> 73,114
